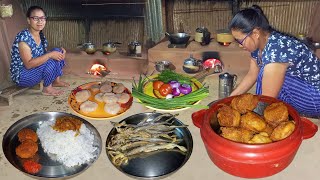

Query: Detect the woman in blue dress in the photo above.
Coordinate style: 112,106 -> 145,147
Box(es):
229,5 -> 320,117
10,6 -> 69,96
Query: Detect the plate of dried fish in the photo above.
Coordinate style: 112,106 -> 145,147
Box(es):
106,112 -> 193,179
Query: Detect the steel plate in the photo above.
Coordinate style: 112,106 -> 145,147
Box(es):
2,112 -> 102,178
106,112 -> 193,179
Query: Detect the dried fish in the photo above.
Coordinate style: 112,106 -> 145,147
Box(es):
107,112 -> 188,167
126,143 -> 187,156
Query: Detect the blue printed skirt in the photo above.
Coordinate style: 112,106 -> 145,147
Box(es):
256,66 -> 320,117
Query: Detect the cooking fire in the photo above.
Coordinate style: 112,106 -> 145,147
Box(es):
87,63 -> 110,77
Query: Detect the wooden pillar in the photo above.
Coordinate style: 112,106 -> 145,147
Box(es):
232,0 -> 240,16
165,0 -> 174,33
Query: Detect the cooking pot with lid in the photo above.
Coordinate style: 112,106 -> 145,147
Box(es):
195,27 -> 211,45
183,54 -> 202,74
191,95 -> 318,178
102,41 -> 121,53
79,42 -> 96,54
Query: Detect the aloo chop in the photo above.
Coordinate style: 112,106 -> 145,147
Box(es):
69,80 -> 133,119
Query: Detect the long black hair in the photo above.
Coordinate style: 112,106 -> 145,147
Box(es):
229,5 -> 272,33
26,6 -> 46,17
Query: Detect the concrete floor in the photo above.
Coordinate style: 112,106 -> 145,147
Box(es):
0,72 -> 320,180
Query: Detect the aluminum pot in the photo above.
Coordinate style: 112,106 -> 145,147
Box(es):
191,95 -> 318,178
183,54 -> 202,74
102,41 -> 120,53
82,42 -> 96,54
165,32 -> 190,44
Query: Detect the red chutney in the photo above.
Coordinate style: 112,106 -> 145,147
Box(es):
23,160 -> 42,174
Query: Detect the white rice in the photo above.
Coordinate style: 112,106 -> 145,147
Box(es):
37,120 -> 98,167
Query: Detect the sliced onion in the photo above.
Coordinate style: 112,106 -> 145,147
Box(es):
171,87 -> 181,96
168,80 -> 181,89
166,94 -> 174,99
179,84 -> 192,95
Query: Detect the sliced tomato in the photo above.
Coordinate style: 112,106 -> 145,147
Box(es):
153,80 -> 164,91
153,89 -> 166,99
159,84 -> 172,96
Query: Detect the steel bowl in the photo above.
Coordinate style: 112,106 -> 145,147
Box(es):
154,61 -> 173,72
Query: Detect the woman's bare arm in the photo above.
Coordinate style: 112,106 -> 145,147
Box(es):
230,58 -> 260,96
18,42 -> 64,69
261,63 -> 288,97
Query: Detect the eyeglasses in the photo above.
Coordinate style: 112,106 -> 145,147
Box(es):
29,16 -> 47,22
235,31 -> 252,45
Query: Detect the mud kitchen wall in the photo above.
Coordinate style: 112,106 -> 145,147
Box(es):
1,0 -> 320,89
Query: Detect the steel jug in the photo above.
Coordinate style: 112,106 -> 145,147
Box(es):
128,41 -> 142,56
218,72 -> 237,99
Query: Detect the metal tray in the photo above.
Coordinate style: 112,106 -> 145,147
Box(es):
106,112 -> 193,179
2,112 -> 102,178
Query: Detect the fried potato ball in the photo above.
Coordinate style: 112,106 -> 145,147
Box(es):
248,132 -> 272,144
18,128 -> 38,143
220,127 -> 255,143
231,93 -> 259,114
270,121 -> 295,141
240,111 -> 267,132
217,104 -> 241,127
264,102 -> 289,127
15,140 -> 38,159
261,123 -> 274,136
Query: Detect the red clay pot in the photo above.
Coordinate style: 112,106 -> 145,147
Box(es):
192,95 -> 318,178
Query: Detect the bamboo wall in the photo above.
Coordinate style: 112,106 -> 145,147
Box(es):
241,0 -> 318,35
43,19 -> 144,50
169,0 -> 318,36
89,19 -> 145,49
42,0 -> 318,48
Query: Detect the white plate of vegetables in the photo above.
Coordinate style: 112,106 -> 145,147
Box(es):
132,70 -> 209,112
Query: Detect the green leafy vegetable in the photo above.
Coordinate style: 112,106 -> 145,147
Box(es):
132,74 -> 209,110
156,70 -> 192,85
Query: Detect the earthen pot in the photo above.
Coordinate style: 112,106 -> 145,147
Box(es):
192,95 -> 318,178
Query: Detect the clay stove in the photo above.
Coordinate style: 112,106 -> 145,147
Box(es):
64,50 -> 148,80
87,60 -> 110,77
168,42 -> 190,48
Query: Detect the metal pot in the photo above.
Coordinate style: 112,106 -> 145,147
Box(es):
165,32 -> 190,44
195,27 -> 211,45
102,41 -> 121,53
191,95 -> 318,178
81,42 -> 96,54
183,54 -> 202,74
